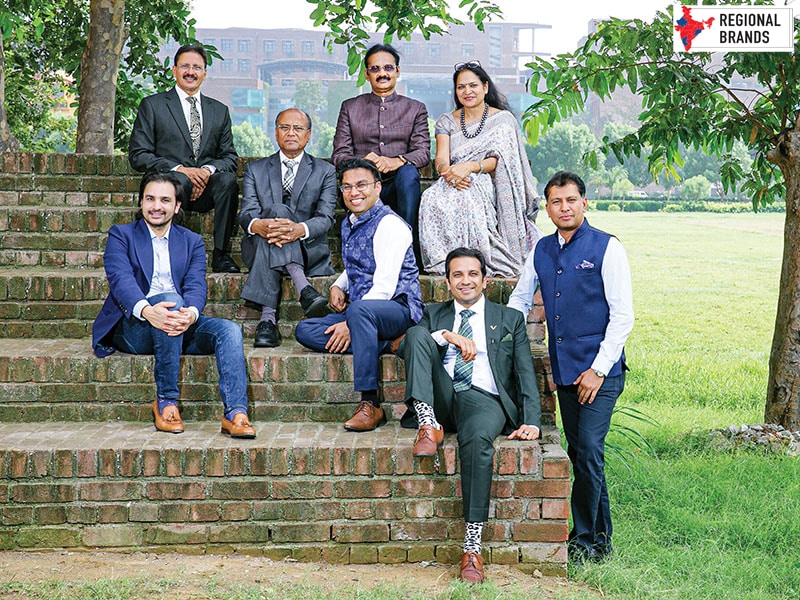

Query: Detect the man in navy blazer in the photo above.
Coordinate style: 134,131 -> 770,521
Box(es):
92,172 -> 255,438
397,247 -> 541,584
238,108 -> 337,347
129,44 -> 240,274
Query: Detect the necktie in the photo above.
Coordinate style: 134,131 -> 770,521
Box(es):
452,309 -> 475,392
282,159 -> 297,195
187,96 -> 202,157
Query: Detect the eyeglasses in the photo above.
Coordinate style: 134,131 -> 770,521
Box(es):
454,60 -> 481,71
177,64 -> 206,73
366,64 -> 397,73
340,181 -> 378,194
276,125 -> 309,133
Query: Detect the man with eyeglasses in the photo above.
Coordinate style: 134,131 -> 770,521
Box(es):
237,108 -> 337,348
332,44 -> 430,263
129,44 -> 241,274
295,158 -> 424,432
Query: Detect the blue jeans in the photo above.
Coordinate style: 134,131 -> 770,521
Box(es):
557,373 -> 625,555
294,299 -> 413,392
112,292 -> 249,421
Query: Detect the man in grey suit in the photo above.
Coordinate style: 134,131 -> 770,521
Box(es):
398,247 -> 541,584
238,108 -> 337,347
129,44 -> 241,274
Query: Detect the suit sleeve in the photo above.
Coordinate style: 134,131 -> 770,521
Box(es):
303,163 -> 337,240
207,104 -> 238,173
511,311 -> 541,429
331,101 -> 354,167
238,163 -> 261,231
103,225 -> 150,317
128,97 -> 178,172
180,232 -> 209,314
405,101 -> 431,169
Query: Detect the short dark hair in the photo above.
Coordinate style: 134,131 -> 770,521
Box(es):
544,171 -> 586,200
174,44 -> 207,68
337,158 -> 381,184
445,247 -> 487,279
275,108 -> 312,130
364,44 -> 400,67
453,64 -> 509,112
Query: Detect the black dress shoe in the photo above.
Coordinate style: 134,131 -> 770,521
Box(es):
212,253 -> 240,273
254,320 -> 281,347
299,285 -> 332,318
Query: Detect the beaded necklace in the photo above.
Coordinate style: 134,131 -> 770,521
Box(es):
460,103 -> 489,139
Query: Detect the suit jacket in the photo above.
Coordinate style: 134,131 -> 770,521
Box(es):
400,298 -> 541,429
128,87 -> 238,173
91,219 -> 208,357
237,152 -> 337,276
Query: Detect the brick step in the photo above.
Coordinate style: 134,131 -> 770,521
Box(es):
0,337 -> 555,425
0,268 -> 522,338
0,421 -> 568,573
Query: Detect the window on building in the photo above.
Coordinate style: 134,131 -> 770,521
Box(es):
302,41 -> 314,55
402,43 -> 414,57
238,59 -> 250,73
461,44 -> 475,58
428,43 -> 440,57
221,39 -> 233,51
282,40 -> 295,56
232,88 -> 266,108
203,38 -> 216,47
220,60 -> 233,72
264,39 -> 276,54
239,39 -> 251,52
280,78 -> 295,87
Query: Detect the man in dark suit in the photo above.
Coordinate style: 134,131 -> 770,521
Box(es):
92,172 -> 255,439
397,247 -> 541,584
129,44 -> 240,274
238,108 -> 337,348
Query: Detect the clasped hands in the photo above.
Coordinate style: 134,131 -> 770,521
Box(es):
176,166 -> 211,201
364,152 -> 404,174
142,301 -> 196,337
251,218 -> 304,248
439,163 -> 473,191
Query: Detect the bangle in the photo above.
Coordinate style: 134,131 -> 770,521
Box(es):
477,160 -> 483,174
435,162 -> 448,174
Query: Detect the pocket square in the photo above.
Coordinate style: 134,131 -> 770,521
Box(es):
576,259 -> 595,270
500,333 -> 513,342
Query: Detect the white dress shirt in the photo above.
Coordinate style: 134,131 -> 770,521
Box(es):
432,295 -> 499,396
173,86 -> 216,174
247,150 -> 309,239
507,232 -> 634,376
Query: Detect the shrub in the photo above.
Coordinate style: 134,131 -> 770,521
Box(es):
607,203 -> 621,212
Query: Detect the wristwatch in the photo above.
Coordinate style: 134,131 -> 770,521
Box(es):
592,369 -> 606,378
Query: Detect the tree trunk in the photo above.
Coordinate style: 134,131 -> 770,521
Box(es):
0,32 -> 20,152
75,0 -> 126,154
765,129 -> 800,429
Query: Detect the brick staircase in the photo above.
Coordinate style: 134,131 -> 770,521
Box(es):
0,152 -> 569,575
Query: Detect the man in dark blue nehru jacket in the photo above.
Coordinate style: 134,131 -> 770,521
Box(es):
295,158 -> 424,432
508,171 -> 634,565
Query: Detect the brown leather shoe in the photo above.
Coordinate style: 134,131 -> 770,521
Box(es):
152,400 -> 184,434
221,413 -> 256,439
343,401 -> 386,432
459,551 -> 485,584
412,424 -> 443,456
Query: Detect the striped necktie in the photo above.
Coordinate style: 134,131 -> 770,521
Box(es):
187,96 -> 202,157
452,309 -> 475,392
282,159 -> 297,195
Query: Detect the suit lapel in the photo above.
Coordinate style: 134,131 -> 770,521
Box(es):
484,300 -> 503,366
198,94 -> 214,156
168,225 -> 188,293
166,88 -> 193,152
289,154 -> 313,211
133,219 -> 154,290
267,154 -> 284,205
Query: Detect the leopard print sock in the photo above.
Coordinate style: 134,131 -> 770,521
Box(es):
412,400 -> 440,429
463,521 -> 483,554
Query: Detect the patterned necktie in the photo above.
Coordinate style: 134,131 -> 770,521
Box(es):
282,159 -> 297,195
187,96 -> 202,157
452,309 -> 475,392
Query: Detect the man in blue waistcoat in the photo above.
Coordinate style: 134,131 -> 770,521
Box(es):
508,171 -> 634,564
295,158 -> 424,432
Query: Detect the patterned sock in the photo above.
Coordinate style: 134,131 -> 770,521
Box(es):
412,399 -> 440,429
463,521 -> 483,554
285,263 -> 310,295
260,306 -> 276,324
361,390 -> 380,408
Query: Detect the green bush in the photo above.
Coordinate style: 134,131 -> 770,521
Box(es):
625,201 -> 644,212
607,203 -> 621,212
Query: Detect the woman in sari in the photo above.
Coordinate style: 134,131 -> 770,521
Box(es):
419,61 -> 540,277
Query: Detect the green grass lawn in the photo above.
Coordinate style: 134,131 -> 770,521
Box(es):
570,211 -> 800,599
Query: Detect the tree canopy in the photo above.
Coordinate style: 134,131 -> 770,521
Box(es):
522,0 -> 800,428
